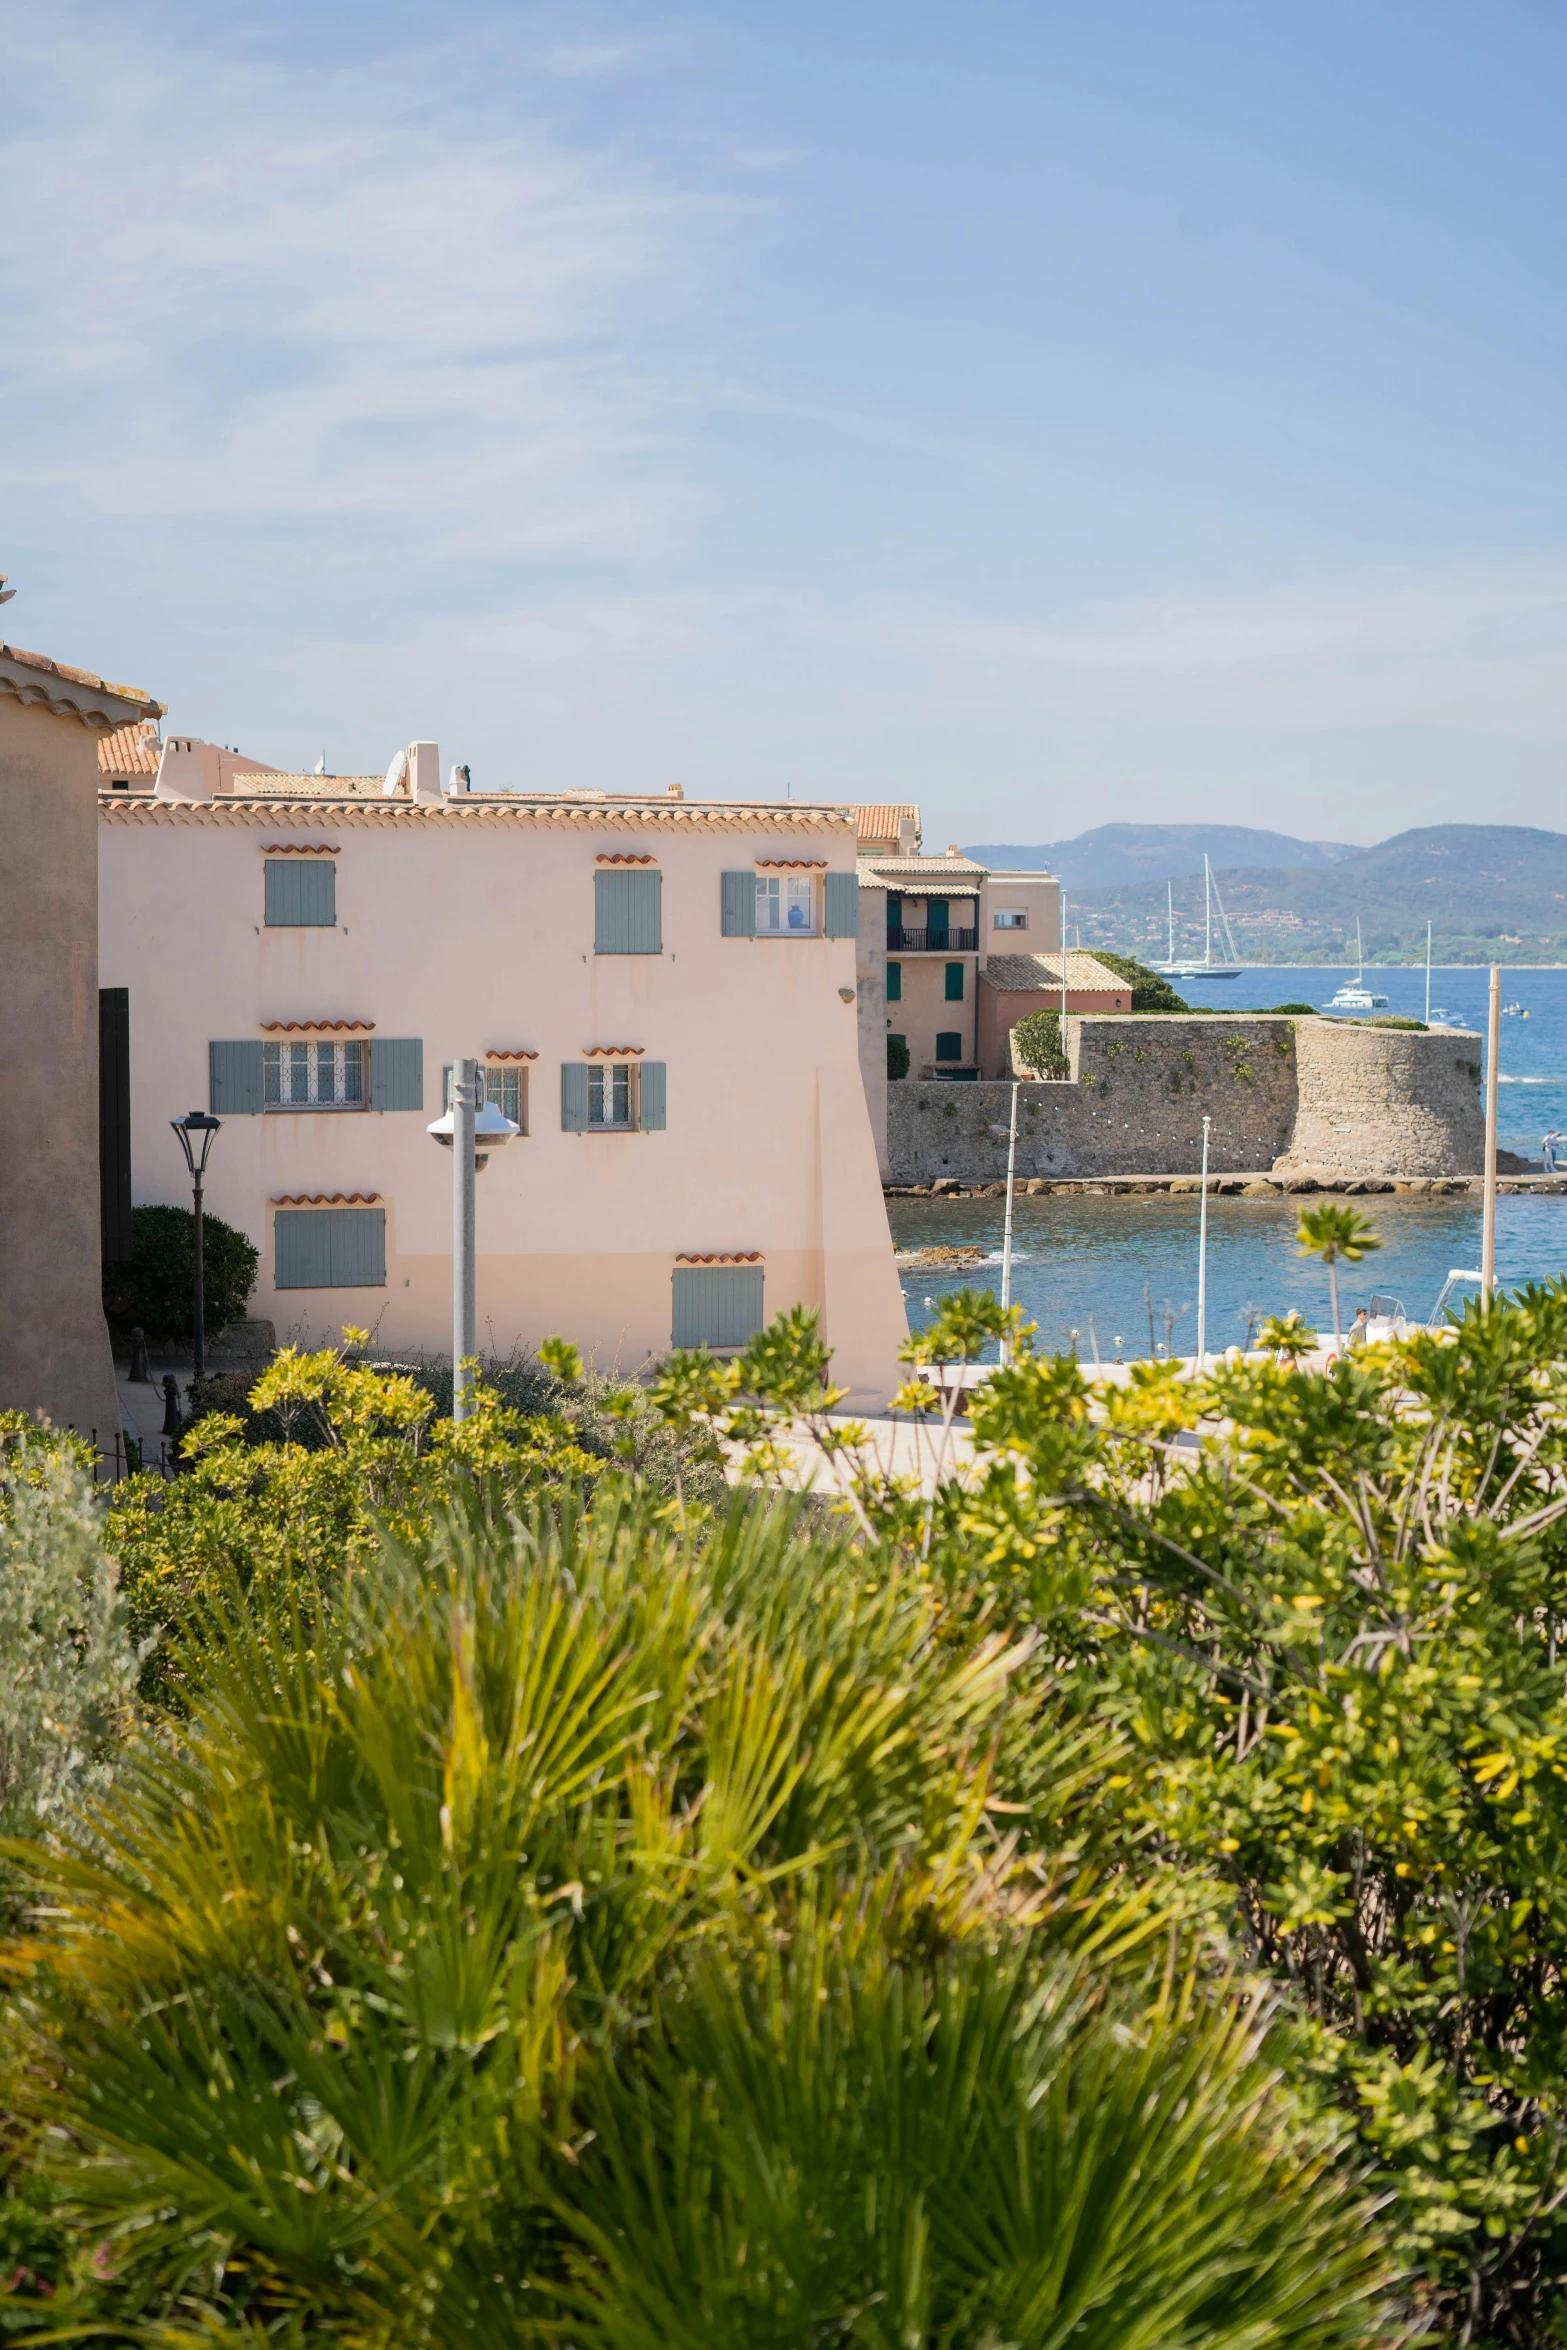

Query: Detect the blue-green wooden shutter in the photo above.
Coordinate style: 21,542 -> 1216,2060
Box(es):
935,1031 -> 963,1061
595,869 -> 662,954
371,1039 -> 423,1110
264,861 -> 336,926
721,872 -> 756,937
945,961 -> 965,1001
671,1266 -> 765,1349
824,872 -> 858,938
639,1062 -> 666,1130
886,961 -> 902,1002
275,1207 -> 386,1289
561,1063 -> 589,1131
209,1040 -> 263,1113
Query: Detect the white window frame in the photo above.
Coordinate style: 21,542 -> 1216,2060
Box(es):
484,1063 -> 527,1133
992,910 -> 1028,930
588,1060 -> 636,1130
755,871 -> 817,936
263,1038 -> 366,1110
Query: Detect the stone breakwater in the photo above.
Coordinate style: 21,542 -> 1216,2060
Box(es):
884,1015 -> 1489,1187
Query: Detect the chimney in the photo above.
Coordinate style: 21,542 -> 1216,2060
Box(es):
896,813 -> 918,857
408,742 -> 442,804
154,736 -> 220,803
446,762 -> 472,795
666,781 -> 685,800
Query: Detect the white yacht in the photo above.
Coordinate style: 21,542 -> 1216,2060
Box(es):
1155,857 -> 1242,980
1326,920 -> 1388,1012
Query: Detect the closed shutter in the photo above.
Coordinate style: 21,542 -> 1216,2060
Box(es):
639,1062 -> 666,1130
595,869 -> 662,954
671,1266 -> 765,1349
561,1063 -> 589,1132
264,861 -> 337,926
275,1207 -> 386,1289
945,961 -> 965,1001
824,872 -> 858,938
99,988 -> 132,1262
210,1039 -> 264,1113
371,1039 -> 423,1111
935,1032 -> 963,1062
721,871 -> 756,937
886,962 -> 902,1002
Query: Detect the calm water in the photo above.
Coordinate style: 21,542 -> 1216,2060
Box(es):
890,1190 -> 1567,1362
1171,962 -> 1567,1160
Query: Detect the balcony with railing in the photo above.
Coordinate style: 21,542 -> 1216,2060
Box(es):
887,926 -> 978,953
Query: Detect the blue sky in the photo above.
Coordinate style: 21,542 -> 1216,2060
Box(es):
6,0 -> 1567,845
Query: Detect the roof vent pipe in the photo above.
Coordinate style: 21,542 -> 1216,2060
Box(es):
446,762 -> 471,794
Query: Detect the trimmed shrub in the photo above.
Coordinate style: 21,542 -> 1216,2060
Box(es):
102,1203 -> 259,1342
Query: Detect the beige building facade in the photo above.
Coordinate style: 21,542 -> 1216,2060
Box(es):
1,639 -> 162,1443
99,753 -> 907,1406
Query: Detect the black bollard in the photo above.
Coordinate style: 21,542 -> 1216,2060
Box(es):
161,1373 -> 182,1438
129,1326 -> 150,1383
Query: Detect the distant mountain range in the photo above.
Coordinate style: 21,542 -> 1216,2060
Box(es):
960,824 -> 1567,965
965,823 -> 1355,892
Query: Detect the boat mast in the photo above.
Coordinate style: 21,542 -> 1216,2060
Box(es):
1167,880 -> 1174,966
1424,920 -> 1432,1024
1355,916 -> 1364,983
1204,855 -> 1212,970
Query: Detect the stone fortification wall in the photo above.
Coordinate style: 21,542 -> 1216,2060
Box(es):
884,1014 -> 1487,1184
1282,1020 -> 1483,1177
886,1017 -> 1298,1184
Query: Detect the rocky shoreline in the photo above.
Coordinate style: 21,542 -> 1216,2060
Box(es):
885,1172 -> 1566,1201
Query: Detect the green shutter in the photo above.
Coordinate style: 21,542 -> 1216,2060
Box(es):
561,1063 -> 589,1132
209,1039 -> 264,1113
264,861 -> 337,926
371,1039 -> 423,1110
595,869 -> 662,954
945,961 -> 965,1001
935,1031 -> 963,1062
639,1062 -> 666,1130
671,1266 -> 765,1349
886,961 -> 902,1002
275,1207 -> 386,1289
721,871 -> 756,937
824,871 -> 858,938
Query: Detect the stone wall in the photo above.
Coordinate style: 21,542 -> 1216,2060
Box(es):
1283,1020 -> 1484,1177
887,1017 -> 1298,1183
884,1014 -> 1486,1184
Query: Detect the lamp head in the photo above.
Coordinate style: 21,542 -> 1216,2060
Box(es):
427,1097 -> 519,1168
171,1109 -> 221,1178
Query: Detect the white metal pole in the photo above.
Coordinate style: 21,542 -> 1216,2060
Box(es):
1424,921 -> 1432,1027
1204,856 -> 1212,969
1482,967 -> 1500,1305
453,1055 -> 477,1419
999,1078 -> 1019,1366
1195,1113 -> 1212,1371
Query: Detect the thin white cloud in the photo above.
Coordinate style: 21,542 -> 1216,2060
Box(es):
921,556 -> 1567,729
0,6 -> 748,612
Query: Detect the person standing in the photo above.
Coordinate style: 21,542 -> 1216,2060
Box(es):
1544,1129 -> 1560,1175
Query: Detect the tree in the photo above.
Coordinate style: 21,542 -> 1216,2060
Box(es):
1012,1006 -> 1068,1078
101,1201 -> 260,1342
887,1031 -> 910,1080
1296,1203 -> 1382,1349
1090,950 -> 1191,1012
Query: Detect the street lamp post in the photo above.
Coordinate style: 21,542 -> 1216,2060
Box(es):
170,1111 -> 222,1380
427,1058 -> 518,1421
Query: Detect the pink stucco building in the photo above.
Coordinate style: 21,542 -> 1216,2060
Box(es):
99,744 -> 907,1405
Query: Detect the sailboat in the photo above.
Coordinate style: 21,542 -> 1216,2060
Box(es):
1155,857 -> 1241,980
1326,919 -> 1389,1012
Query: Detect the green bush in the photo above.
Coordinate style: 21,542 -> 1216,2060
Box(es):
1012,1006 -> 1068,1077
887,1032 -> 910,1080
101,1202 -> 259,1341
1090,950 -> 1191,1011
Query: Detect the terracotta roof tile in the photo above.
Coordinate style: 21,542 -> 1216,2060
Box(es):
984,951 -> 1128,992
98,719 -> 162,776
855,802 -> 920,848
0,641 -> 163,726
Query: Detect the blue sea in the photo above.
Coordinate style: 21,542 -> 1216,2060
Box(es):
890,964 -> 1567,1360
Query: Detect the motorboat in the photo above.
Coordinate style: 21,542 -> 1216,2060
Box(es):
1427,1005 -> 1461,1031
1154,860 -> 1242,981
1428,1269 -> 1484,1328
1355,1272 -> 1483,1347
1326,918 -> 1388,1012
1502,1001 -> 1528,1018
